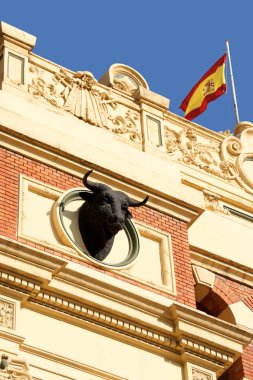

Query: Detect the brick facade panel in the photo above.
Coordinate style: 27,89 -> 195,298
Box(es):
0,147 -> 196,308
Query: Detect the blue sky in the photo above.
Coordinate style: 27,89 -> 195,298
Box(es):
1,1 -> 253,133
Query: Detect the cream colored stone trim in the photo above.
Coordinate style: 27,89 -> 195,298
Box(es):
0,297 -> 15,330
131,222 -> 176,294
0,129 -> 199,223
192,266 -> 215,289
30,289 -> 179,350
18,175 -> 74,255
0,235 -> 252,377
21,344 -> 128,380
184,362 -> 216,380
191,246 -> 253,287
0,269 -> 40,295
19,176 -> 175,294
0,356 -> 33,380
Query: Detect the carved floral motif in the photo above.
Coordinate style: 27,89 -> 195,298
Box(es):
164,126 -> 238,181
192,368 -> 212,380
28,65 -> 143,143
109,109 -> 141,142
0,299 -> 15,329
28,66 -> 60,106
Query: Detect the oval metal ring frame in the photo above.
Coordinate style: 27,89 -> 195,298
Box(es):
56,189 -> 140,268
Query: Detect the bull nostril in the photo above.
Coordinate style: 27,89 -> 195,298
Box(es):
112,216 -> 124,224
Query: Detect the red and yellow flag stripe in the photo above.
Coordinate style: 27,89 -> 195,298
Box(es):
180,54 -> 227,121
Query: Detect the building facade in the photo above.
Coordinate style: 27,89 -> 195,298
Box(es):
0,21 -> 253,379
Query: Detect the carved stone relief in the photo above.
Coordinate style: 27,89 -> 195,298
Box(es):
203,190 -> 230,215
192,368 -> 212,380
164,126 -> 238,181
0,357 -> 32,380
0,299 -> 15,329
28,65 -> 142,143
108,109 -> 141,142
99,63 -> 149,94
220,124 -> 253,194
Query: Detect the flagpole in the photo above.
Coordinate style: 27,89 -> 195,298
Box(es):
225,40 -> 240,124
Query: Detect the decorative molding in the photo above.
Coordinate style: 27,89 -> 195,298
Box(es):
192,266 -> 215,289
0,357 -> 32,380
180,336 -> 233,364
203,190 -> 230,215
192,368 -> 213,380
0,237 -> 251,377
124,222 -> 177,295
99,63 -> 149,94
0,269 -> 40,295
108,109 -> 142,142
0,298 -> 15,330
220,125 -> 253,194
29,65 -> 118,128
191,246 -> 253,288
31,289 -> 179,351
164,126 -> 238,181
28,65 -> 144,145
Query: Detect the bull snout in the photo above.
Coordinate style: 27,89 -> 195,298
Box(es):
105,215 -> 125,235
112,215 -> 124,224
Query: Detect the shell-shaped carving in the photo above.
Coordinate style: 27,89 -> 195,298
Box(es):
99,63 -> 149,95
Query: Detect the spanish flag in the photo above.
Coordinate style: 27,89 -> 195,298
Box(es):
180,54 -> 227,121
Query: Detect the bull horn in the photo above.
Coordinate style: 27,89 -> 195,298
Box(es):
83,170 -> 103,192
128,195 -> 149,207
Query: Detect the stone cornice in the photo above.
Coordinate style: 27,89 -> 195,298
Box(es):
0,237 -> 251,376
0,127 -> 200,223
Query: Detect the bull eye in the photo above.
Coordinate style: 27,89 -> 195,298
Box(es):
121,204 -> 128,211
100,195 -> 112,205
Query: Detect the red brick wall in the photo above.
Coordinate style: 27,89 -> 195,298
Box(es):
214,275 -> 253,379
0,146 -> 196,307
200,274 -> 253,379
218,345 -> 253,380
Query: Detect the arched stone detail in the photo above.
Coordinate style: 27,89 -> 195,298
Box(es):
212,277 -> 241,305
99,63 -> 149,95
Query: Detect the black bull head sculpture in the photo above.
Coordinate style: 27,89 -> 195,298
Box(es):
78,170 -> 148,261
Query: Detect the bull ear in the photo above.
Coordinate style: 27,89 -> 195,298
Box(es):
79,192 -> 94,201
126,210 -> 133,219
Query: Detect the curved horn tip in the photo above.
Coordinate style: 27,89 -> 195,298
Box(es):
143,196 -> 149,203
141,196 -> 149,205
129,195 -> 149,207
83,169 -> 93,183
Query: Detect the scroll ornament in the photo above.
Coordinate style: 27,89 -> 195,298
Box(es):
164,126 -> 239,181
